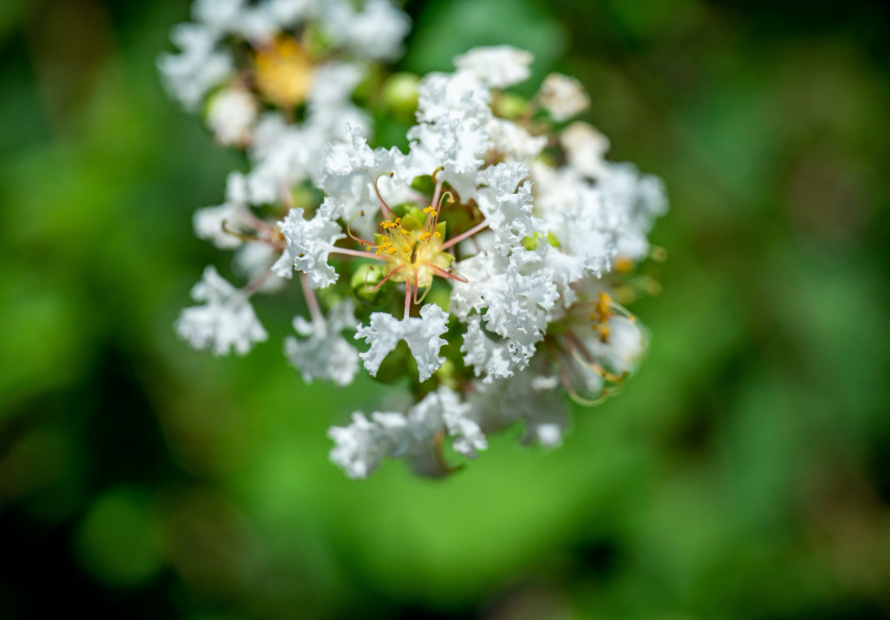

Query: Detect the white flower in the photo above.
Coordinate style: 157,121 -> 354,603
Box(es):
207,85 -> 259,147
175,266 -> 268,355
561,122 -> 610,178
406,71 -> 493,197
540,73 -> 590,122
487,118 -> 547,162
193,200 -> 253,250
597,162 -> 668,261
355,304 -> 449,382
158,24 -> 233,111
453,46 -> 533,88
468,357 -> 569,448
531,162 -> 616,277
274,199 -> 345,288
461,314 -> 514,382
328,412 -> 391,479
451,252 -> 558,370
321,126 -> 408,222
238,115 -> 329,205
232,243 -> 287,293
284,300 -> 359,386
265,0 -> 318,29
323,0 -> 411,61
327,386 -> 486,479
308,61 -> 365,107
582,316 -> 647,375
192,0 -> 245,34
476,162 -> 542,254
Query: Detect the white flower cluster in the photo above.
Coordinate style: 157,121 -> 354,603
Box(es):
158,0 -> 410,155
165,24 -> 668,479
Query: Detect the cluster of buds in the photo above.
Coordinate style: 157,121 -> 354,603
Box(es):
162,6 -> 668,480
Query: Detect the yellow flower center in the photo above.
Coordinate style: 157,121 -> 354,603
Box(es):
252,36 -> 314,109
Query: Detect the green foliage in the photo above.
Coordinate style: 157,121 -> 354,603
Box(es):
1,0 -> 889,618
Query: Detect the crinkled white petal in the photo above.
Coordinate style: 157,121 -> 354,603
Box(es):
321,125 -> 408,228
192,0 -> 246,34
309,61 -> 365,107
284,300 -> 359,386
467,355 -> 569,448
274,200 -> 345,287
476,162 -> 542,253
582,316 -> 647,376
451,252 -> 557,369
561,122 -> 611,179
540,73 -> 590,122
461,314 -> 516,383
453,45 -> 533,88
355,304 -> 449,382
597,162 -> 669,261
327,386 -> 485,479
322,0 -> 411,61
328,412 -> 392,479
405,71 -> 493,197
158,24 -> 233,111
175,266 -> 268,355
193,201 -> 253,250
487,118 -> 547,162
207,85 -> 258,147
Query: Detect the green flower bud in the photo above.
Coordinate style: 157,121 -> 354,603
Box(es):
522,231 -> 546,251
351,264 -> 394,307
381,72 -> 420,120
410,175 -> 435,196
494,92 -> 529,120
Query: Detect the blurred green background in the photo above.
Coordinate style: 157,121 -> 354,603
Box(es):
2,0 -> 890,617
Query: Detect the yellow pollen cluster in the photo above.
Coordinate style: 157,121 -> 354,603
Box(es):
422,206 -> 436,215
380,218 -> 408,234
253,36 -> 314,109
590,293 -> 614,343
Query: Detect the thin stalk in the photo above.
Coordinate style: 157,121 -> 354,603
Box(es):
300,272 -> 322,321
404,282 -> 412,319
327,247 -> 386,261
440,221 -> 489,251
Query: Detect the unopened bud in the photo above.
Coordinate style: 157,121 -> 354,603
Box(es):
381,72 -> 420,120
351,264 -> 394,307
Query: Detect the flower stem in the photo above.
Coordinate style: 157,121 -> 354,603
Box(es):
404,282 -> 412,319
300,272 -> 322,321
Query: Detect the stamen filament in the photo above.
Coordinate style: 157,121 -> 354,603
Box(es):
368,266 -> 403,292
327,247 -> 386,261
221,220 -> 266,244
346,210 -> 376,247
440,221 -> 489,251
426,264 -> 469,283
374,172 -> 396,219
415,282 -> 433,305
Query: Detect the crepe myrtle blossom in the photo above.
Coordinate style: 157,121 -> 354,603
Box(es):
285,299 -> 360,387
159,0 -> 410,147
170,42 -> 668,479
176,266 -> 268,356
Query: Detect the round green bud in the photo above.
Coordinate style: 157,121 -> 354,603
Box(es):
494,92 -> 530,120
381,72 -> 420,119
351,264 -> 395,307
